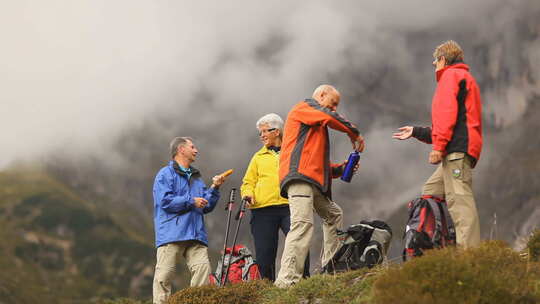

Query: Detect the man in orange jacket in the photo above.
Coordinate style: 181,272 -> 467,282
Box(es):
275,84 -> 364,288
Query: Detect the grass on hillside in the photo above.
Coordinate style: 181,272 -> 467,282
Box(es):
104,232 -> 540,304
529,228 -> 540,262
0,168 -> 158,303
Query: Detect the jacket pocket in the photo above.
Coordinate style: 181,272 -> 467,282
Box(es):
447,152 -> 465,162
446,152 -> 472,195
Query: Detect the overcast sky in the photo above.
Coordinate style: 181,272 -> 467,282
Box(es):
2,0 -> 538,170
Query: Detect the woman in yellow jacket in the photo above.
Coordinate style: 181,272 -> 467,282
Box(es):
241,113 -> 309,281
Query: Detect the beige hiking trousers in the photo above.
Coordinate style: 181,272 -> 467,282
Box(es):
274,181 -> 343,288
422,152 -> 481,248
152,241 -> 210,304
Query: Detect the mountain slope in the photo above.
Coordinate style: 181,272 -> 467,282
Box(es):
0,167 -> 164,303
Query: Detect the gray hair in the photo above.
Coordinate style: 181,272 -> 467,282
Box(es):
433,40 -> 464,65
256,113 -> 284,130
169,136 -> 193,158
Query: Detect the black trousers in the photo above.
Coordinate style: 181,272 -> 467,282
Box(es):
250,205 -> 310,281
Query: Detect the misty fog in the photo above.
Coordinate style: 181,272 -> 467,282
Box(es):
2,0 -> 539,265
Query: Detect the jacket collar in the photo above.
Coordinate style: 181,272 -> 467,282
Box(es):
169,160 -> 200,178
256,145 -> 275,155
436,62 -> 469,82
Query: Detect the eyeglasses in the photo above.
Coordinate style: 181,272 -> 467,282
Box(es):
258,128 -> 277,136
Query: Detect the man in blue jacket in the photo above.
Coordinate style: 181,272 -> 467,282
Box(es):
152,137 -> 226,304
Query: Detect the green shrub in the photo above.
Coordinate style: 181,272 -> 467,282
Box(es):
12,193 -> 50,218
528,229 -> 540,262
372,241 -> 540,304
161,241 -> 540,304
33,198 -> 96,232
169,279 -> 273,304
261,268 -> 375,304
97,298 -> 151,304
14,242 -> 65,270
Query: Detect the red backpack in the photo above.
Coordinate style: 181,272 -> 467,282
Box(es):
403,195 -> 456,261
209,244 -> 261,285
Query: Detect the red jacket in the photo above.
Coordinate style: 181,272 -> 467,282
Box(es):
279,99 -> 360,197
413,63 -> 483,165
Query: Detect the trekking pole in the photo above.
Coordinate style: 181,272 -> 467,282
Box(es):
223,197 -> 248,285
219,188 -> 236,287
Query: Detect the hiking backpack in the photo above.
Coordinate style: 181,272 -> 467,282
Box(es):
323,220 -> 393,273
209,244 -> 261,285
403,195 -> 456,261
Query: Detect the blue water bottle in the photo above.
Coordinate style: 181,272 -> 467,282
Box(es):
340,151 -> 360,182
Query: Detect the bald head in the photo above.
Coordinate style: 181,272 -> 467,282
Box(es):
312,84 -> 341,111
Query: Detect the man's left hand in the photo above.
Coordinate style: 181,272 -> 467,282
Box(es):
341,159 -> 360,173
429,150 -> 443,164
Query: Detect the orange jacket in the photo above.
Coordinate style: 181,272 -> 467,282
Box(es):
279,99 -> 360,198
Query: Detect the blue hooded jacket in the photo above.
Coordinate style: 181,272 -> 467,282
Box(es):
153,161 -> 220,248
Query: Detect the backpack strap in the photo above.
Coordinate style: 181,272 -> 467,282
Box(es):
242,255 -> 256,280
424,195 -> 456,245
437,201 -> 456,244
214,258 -> 225,285
425,198 -> 443,245
214,250 -> 243,284
406,198 -> 425,233
403,198 -> 425,252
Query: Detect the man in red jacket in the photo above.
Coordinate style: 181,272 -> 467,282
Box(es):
393,40 -> 482,248
275,84 -> 364,288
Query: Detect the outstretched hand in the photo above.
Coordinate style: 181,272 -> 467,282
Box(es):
392,126 -> 413,140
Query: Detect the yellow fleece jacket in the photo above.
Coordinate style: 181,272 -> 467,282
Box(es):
241,146 -> 288,209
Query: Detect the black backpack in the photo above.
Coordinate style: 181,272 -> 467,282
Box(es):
403,195 -> 456,261
323,220 -> 392,273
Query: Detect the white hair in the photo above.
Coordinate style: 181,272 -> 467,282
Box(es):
256,113 -> 283,130
312,84 -> 338,99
